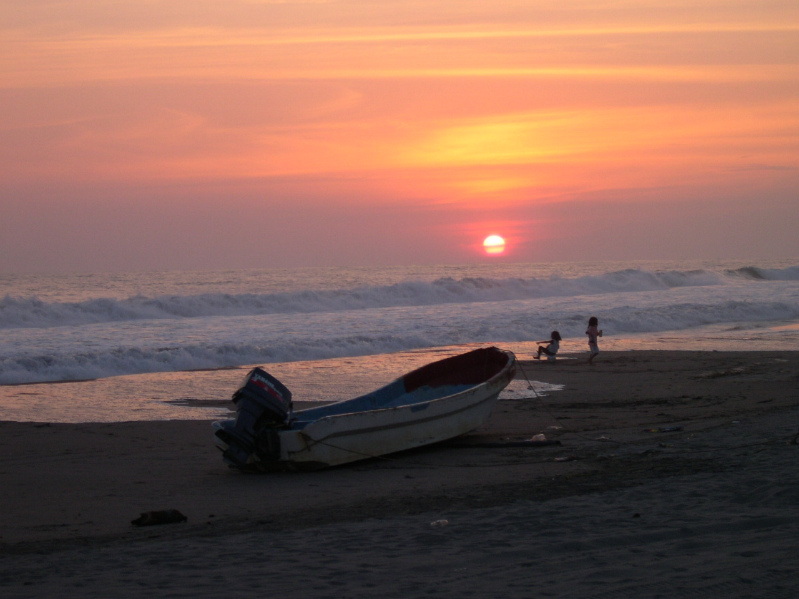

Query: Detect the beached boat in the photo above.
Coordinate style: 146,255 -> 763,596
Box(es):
213,346 -> 516,471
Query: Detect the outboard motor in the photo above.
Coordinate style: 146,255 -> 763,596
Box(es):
214,368 -> 293,469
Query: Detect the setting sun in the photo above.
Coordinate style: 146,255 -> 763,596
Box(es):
483,235 -> 506,255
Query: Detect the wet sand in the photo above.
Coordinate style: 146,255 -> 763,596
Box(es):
1,351 -> 798,598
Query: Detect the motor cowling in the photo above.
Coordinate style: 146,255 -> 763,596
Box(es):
215,367 -> 293,468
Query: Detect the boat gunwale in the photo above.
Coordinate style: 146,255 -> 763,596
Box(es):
289,348 -> 516,429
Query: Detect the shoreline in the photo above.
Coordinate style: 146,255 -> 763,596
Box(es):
2,350 -> 799,597
5,334 -> 799,424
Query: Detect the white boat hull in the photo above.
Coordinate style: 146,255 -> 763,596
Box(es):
280,380 -> 505,468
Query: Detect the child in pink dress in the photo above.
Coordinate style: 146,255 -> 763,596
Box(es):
586,316 -> 603,363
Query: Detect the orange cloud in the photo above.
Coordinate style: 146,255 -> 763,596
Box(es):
2,2 -> 798,203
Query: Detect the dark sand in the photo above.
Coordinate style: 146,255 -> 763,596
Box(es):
1,351 -> 798,598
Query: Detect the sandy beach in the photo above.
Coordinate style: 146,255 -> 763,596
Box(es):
1,350 -> 798,598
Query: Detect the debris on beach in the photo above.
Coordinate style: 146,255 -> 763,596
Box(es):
131,509 -> 188,526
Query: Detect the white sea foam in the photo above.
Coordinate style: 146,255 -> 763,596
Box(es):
2,266 -> 797,330
0,263 -> 797,384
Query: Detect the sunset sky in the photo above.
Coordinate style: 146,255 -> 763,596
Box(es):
2,1 -> 798,273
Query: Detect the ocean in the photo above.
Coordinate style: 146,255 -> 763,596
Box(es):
1,259 -> 797,423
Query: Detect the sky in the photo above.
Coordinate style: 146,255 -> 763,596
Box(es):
1,0 -> 798,273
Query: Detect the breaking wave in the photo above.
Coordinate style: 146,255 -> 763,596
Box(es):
1,263 -> 797,384
3,265 -> 798,330
2,297 -> 798,384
